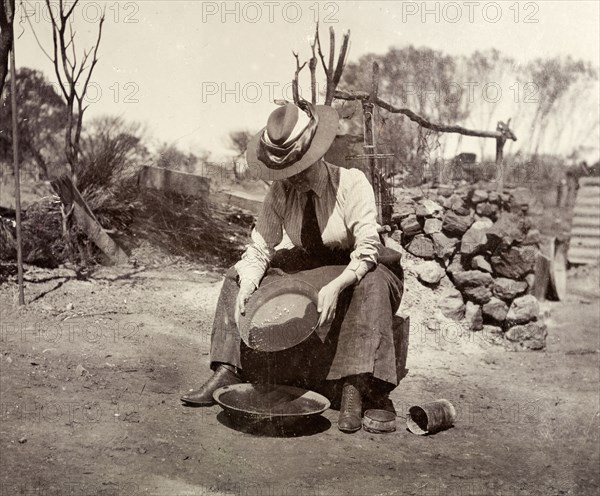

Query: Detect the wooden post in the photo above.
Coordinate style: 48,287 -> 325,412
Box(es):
495,135 -> 506,193
7,0 -> 24,305
363,61 -> 384,224
362,100 -> 381,223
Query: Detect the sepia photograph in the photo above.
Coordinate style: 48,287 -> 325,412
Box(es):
0,1 -> 599,495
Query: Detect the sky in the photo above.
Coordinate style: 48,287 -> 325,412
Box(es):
12,0 -> 600,161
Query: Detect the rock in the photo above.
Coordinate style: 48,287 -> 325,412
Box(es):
443,211 -> 473,236
390,229 -> 403,245
506,295 -> 539,325
416,261 -> 445,284
492,278 -> 528,301
426,318 -> 440,331
454,206 -> 471,216
525,273 -> 535,292
448,195 -> 471,215
471,255 -> 492,273
437,185 -> 454,197
473,217 -> 494,230
510,187 -> 533,208
488,191 -> 499,203
438,288 -> 465,320
406,235 -> 435,259
423,218 -> 443,234
523,228 -> 541,245
505,321 -> 547,350
393,203 -> 416,221
487,212 -> 530,247
18,437 -> 27,444
431,232 -> 459,259
463,285 -> 493,304
66,303 -> 74,311
482,297 -> 509,322
448,195 -> 467,213
461,227 -> 488,255
400,215 -> 422,237
471,189 -> 488,203
453,270 -> 493,289
460,219 -> 493,255
454,269 -> 493,303
464,301 -> 483,331
415,199 -> 443,217
75,364 -> 89,377
446,252 -> 467,275
475,202 -> 499,219
481,324 -> 505,345
491,245 -> 536,279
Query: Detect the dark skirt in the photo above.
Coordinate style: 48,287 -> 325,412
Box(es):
209,247 -> 405,393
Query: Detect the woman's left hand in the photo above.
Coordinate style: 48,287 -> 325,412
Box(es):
316,281 -> 341,327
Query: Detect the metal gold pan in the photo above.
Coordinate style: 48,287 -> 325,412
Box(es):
238,278 -> 320,352
213,383 -> 330,425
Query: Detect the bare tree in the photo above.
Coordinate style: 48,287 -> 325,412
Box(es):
0,68 -> 69,179
78,116 -> 149,191
291,23 -> 350,106
527,56 -> 592,155
227,129 -> 253,159
25,0 -> 105,184
0,0 -> 14,97
22,0 -> 105,264
226,129 -> 253,180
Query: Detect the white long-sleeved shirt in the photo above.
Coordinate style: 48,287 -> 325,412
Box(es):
234,162 -> 382,288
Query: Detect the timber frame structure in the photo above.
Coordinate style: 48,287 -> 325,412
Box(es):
333,61 -> 518,225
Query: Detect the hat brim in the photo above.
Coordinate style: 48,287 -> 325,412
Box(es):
245,105 -> 339,181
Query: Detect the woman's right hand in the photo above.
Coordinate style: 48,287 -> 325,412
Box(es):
234,280 -> 256,327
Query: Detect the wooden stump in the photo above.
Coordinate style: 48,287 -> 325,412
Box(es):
393,313 -> 410,381
532,253 -> 551,301
51,175 -> 128,265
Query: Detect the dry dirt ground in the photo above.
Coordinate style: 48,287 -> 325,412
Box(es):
0,260 -> 598,496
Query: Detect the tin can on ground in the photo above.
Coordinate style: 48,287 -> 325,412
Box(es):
407,399 -> 456,435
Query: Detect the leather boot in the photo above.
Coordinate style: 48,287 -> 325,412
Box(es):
181,364 -> 242,406
338,380 -> 363,433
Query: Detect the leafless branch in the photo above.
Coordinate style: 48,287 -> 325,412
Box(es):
292,51 -> 306,105
327,27 -> 335,77
334,89 -> 518,141
290,23 -> 351,106
331,30 -> 350,94
37,0 -> 105,182
63,0 -> 79,20
21,2 -> 52,61
309,25 -> 318,104
315,24 -> 328,78
314,24 -> 349,105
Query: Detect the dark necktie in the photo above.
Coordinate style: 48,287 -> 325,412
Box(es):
300,190 -> 326,254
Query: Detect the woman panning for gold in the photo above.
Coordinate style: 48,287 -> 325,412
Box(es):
181,101 -> 406,433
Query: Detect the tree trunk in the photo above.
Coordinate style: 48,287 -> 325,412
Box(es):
0,0 -> 15,96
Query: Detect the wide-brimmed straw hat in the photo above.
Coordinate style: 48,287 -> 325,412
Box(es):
246,102 -> 339,181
